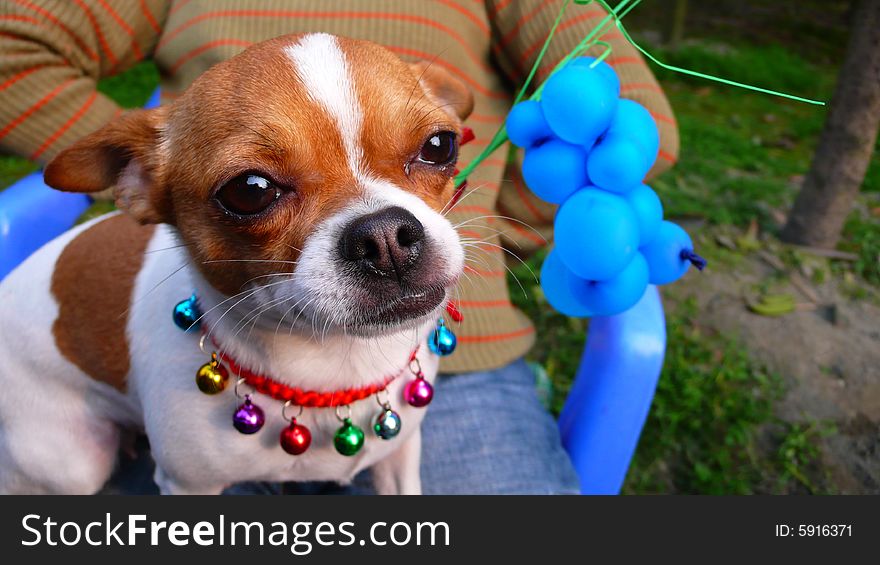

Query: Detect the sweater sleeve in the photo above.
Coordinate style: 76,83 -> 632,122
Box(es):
486,0 -> 680,255
0,0 -> 170,165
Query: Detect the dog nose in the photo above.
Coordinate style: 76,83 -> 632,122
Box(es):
339,206 -> 425,280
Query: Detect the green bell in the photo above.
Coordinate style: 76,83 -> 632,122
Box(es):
333,418 -> 365,456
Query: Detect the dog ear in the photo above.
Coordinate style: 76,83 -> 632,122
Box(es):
44,108 -> 170,224
409,61 -> 474,122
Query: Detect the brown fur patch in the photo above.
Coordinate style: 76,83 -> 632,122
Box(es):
44,34 -> 472,300
51,215 -> 155,392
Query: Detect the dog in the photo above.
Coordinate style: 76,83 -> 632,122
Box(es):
0,33 -> 471,495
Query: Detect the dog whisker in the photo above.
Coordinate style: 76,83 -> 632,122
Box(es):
144,242 -> 193,254
461,248 -> 526,296
457,233 -> 520,250
203,259 -> 299,265
461,241 -> 538,286
291,296 -> 320,340
454,222 -> 523,247
230,292 -> 297,339
238,272 -> 295,288
454,214 -> 546,243
440,180 -> 490,217
195,279 -> 293,339
125,262 -> 189,316
462,250 -> 528,299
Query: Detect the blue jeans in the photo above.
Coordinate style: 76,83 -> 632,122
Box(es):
420,358 -> 580,494
104,359 -> 580,495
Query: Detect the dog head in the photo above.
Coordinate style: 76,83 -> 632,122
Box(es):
45,33 -> 472,336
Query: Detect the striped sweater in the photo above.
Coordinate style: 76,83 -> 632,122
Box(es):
0,0 -> 678,373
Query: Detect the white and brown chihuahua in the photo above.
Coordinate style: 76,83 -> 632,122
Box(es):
0,33 -> 472,495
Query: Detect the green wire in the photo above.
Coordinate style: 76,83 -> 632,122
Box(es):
592,0 -> 826,106
453,0 -> 825,187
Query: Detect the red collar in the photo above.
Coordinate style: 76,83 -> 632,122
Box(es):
214,346 -> 420,408
205,301 -> 460,408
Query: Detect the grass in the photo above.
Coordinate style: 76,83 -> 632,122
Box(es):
621,297 -> 786,494
621,299 -> 832,494
95,61 -> 160,109
648,39 -> 880,292
650,42 -> 835,228
611,39 -> 865,492
0,156 -> 37,191
839,212 -> 880,286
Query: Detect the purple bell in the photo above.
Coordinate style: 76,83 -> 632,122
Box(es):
233,395 -> 265,434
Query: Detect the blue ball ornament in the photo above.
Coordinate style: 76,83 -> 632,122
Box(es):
522,139 -> 589,204
541,65 -> 618,146
506,100 -> 553,148
640,221 -> 694,285
586,132 -> 650,193
576,253 -> 650,316
554,187 -> 640,281
540,249 -> 593,318
568,56 -> 621,96
626,184 -> 664,246
173,294 -> 200,331
428,319 -> 457,356
606,99 -> 660,165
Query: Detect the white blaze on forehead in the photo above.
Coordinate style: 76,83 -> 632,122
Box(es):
284,33 -> 364,177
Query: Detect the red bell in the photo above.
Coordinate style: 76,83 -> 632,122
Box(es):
280,419 -> 312,455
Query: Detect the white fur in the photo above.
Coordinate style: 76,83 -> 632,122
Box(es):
131,227 -> 438,493
0,218 -> 440,494
285,33 -> 364,178
0,213 -> 138,494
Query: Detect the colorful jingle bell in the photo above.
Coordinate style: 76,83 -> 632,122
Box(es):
404,355 -> 434,408
232,395 -> 265,434
279,402 -> 312,455
404,375 -> 433,408
428,318 -> 457,356
196,352 -> 229,394
173,294 -> 201,331
373,397 -> 402,440
280,419 -> 312,455
334,409 -> 365,456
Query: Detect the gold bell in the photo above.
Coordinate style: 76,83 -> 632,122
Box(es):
196,352 -> 229,394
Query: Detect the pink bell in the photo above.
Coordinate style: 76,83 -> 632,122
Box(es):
404,376 -> 433,407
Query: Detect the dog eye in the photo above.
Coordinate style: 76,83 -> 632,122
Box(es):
216,174 -> 280,216
417,131 -> 457,166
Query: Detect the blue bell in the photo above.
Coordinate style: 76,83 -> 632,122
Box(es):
173,293 -> 201,331
428,319 -> 457,356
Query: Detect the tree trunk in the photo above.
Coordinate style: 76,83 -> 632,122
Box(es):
663,0 -> 688,48
781,0 -> 880,248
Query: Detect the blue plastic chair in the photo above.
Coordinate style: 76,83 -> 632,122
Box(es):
0,87 -> 666,494
0,173 -> 92,280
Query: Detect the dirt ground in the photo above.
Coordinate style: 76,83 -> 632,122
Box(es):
664,226 -> 879,493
